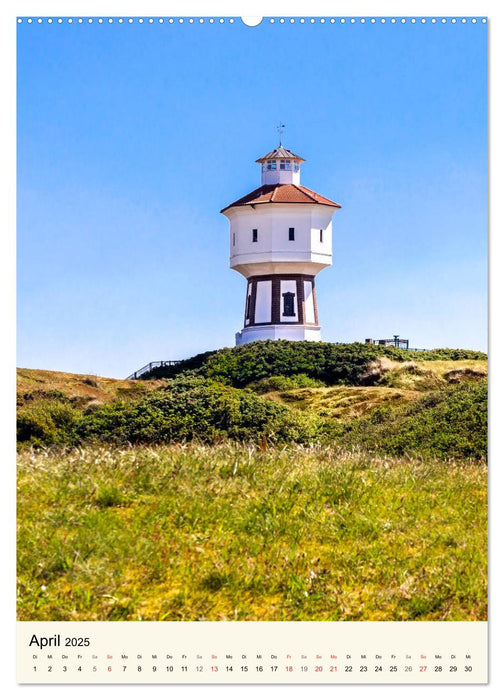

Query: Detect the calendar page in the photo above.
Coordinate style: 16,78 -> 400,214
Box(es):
15,2 -> 488,689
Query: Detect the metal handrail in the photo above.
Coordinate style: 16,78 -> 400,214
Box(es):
126,360 -> 181,380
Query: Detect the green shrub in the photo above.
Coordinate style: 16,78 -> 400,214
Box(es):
17,399 -> 81,447
338,381 -> 487,460
79,375 -> 321,446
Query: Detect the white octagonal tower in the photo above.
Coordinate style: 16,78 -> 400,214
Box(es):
221,145 -> 341,345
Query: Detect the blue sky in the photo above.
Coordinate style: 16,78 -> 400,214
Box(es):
17,17 -> 487,378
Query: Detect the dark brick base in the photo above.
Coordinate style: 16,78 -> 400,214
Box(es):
244,274 -> 319,327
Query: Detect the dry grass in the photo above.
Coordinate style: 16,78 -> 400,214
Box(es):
364,358 -> 487,391
17,368 -> 165,409
416,359 -> 488,375
264,386 -> 420,419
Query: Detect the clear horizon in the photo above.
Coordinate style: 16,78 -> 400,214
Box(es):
17,17 -> 487,378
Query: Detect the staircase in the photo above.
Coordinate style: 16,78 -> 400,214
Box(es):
126,360 -> 181,380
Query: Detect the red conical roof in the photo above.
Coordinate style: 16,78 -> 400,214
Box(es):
221,183 -> 341,213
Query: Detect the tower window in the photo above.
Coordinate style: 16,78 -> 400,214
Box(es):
320,229 -> 323,243
288,227 -> 295,241
267,160 -> 277,170
280,160 -> 291,170
252,229 -> 258,242
233,232 -> 236,246
282,292 -> 296,317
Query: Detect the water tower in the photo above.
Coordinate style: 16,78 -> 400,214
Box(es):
221,141 -> 341,345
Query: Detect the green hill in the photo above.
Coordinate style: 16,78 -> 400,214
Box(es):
139,340 -> 486,385
17,342 -> 487,461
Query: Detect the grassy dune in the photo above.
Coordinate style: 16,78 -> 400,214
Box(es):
17,443 -> 487,622
17,367 -> 164,409
16,358 -> 488,438
262,385 -> 421,419
262,358 -> 487,419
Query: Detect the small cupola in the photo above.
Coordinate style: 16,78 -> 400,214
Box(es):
256,146 -> 305,186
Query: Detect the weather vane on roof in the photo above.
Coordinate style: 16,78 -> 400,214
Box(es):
277,122 -> 286,147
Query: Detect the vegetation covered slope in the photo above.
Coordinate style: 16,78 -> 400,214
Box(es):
16,343 -> 488,622
17,367 -> 163,406
17,343 -> 487,460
